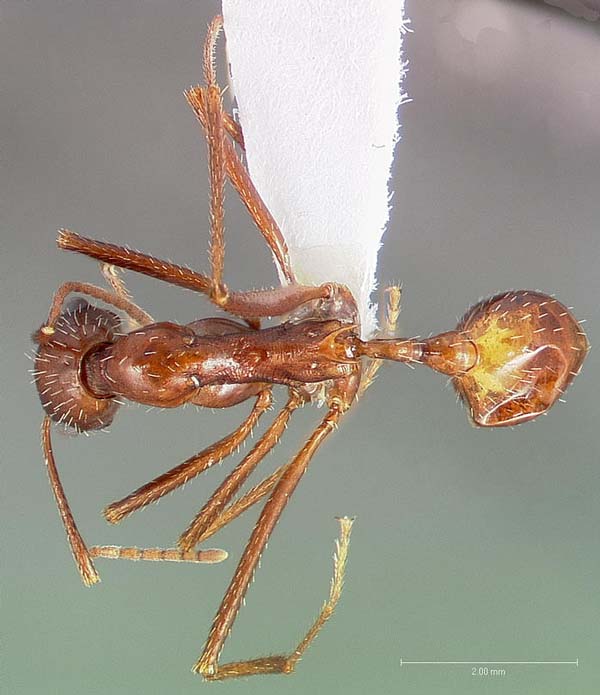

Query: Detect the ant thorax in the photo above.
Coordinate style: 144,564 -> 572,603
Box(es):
278,282 -> 363,406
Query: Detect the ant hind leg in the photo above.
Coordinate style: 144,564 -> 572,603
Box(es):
41,280 -> 153,335
103,389 -> 273,524
178,391 -> 303,552
41,417 -> 100,586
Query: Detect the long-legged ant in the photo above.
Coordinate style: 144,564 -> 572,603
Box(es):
32,16 -> 588,680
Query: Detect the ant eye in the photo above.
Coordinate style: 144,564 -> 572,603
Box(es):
190,375 -> 202,389
454,291 -> 588,427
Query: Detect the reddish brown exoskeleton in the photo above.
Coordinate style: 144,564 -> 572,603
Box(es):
32,16 -> 588,681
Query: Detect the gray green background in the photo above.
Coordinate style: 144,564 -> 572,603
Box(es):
2,1 -> 599,694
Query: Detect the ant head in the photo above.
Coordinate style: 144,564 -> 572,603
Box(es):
33,300 -> 122,431
454,290 -> 589,427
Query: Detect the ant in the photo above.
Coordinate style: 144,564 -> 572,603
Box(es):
32,16 -> 588,680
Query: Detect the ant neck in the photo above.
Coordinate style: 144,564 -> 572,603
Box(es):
358,332 -> 477,376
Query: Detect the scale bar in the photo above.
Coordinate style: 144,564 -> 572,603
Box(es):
401,659 -> 579,666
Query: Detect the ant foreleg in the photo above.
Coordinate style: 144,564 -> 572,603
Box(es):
359,284 -> 403,398
195,403 -> 345,679
202,518 -> 354,680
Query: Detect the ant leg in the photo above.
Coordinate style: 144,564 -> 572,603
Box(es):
195,404 -> 344,679
100,263 -> 145,330
196,462 -> 287,544
101,263 -> 132,300
203,518 -> 354,680
201,15 -> 244,150
185,86 -> 294,284
103,389 -> 273,524
43,415 -> 228,583
359,285 -> 403,398
198,16 -> 295,287
57,229 -> 214,301
41,417 -> 100,586
202,15 -> 222,86
222,112 -> 244,150
89,545 -> 227,564
178,391 -> 303,551
203,29 -> 227,302
194,371 -> 360,543
42,280 -> 153,334
281,516 -> 355,673
189,15 -> 293,308
58,230 -> 333,320
382,285 -> 402,337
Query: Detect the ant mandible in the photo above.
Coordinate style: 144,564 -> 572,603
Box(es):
32,16 -> 588,680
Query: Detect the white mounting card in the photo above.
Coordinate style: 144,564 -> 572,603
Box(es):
222,0 -> 408,337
